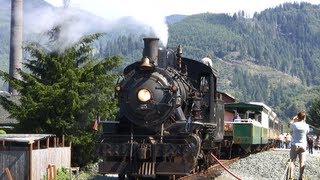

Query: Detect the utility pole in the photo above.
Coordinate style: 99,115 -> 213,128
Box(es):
9,0 -> 23,95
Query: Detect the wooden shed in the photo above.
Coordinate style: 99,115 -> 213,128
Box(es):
0,134 -> 71,180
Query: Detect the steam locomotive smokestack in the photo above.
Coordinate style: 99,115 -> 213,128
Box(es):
9,0 -> 23,95
143,38 -> 159,65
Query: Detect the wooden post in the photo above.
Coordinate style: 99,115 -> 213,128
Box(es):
5,168 -> 13,180
47,164 -> 52,180
29,143 -> 33,180
62,135 -> 65,147
54,137 -> 56,148
52,164 -> 57,180
46,137 -> 50,148
69,141 -> 72,166
47,164 -> 57,180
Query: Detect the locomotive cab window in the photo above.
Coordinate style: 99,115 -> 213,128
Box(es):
198,74 -> 213,122
200,75 -> 210,93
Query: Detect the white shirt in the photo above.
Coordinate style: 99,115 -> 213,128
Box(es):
290,121 -> 310,148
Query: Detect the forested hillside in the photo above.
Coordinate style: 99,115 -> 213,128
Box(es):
104,2 -> 320,119
1,1 -> 320,120
166,2 -> 320,119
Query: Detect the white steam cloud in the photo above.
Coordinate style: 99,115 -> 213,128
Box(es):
24,3 -> 169,50
24,7 -> 112,50
131,15 -> 168,47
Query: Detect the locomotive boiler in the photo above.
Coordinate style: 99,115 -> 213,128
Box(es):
98,37 -> 224,179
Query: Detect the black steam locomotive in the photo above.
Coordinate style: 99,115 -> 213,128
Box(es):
98,38 -> 224,179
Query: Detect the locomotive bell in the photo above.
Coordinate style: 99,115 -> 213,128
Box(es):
139,57 -> 153,70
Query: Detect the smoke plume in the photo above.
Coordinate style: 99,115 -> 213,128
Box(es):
23,2 -> 169,50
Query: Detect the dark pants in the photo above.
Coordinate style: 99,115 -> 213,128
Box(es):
308,145 -> 313,154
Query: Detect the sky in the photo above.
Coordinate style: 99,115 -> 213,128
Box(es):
40,0 -> 320,47
44,0 -> 320,20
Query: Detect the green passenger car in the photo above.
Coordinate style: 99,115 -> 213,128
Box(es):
222,102 -> 282,157
233,123 -> 262,145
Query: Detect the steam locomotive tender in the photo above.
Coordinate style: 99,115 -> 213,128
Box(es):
98,38 -> 224,179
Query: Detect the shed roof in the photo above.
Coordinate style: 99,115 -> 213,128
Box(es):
0,134 -> 55,144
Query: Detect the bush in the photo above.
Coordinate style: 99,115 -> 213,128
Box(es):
0,130 -> 6,134
57,167 -> 70,180
43,167 -> 70,180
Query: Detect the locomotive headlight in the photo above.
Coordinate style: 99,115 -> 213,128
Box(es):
137,89 -> 151,102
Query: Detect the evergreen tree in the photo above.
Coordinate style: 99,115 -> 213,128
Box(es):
307,96 -> 320,128
0,33 -> 122,167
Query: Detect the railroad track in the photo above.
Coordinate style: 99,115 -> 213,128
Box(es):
178,157 -> 240,180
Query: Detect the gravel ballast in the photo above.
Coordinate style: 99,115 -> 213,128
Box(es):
215,149 -> 320,180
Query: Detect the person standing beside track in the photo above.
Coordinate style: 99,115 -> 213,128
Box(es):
286,133 -> 292,149
307,136 -> 314,154
288,111 -> 310,180
279,133 -> 285,148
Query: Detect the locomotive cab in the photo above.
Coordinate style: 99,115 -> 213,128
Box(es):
182,57 -> 225,141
